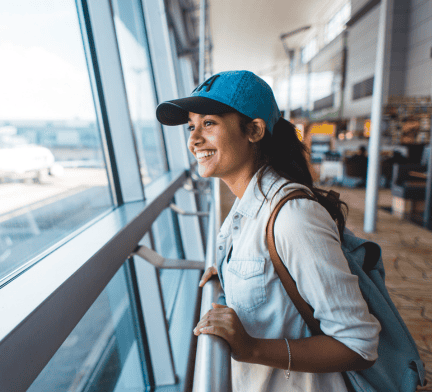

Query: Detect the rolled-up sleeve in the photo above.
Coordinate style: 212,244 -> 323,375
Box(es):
274,198 -> 381,361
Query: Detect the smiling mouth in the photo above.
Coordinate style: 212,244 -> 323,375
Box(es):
196,150 -> 216,161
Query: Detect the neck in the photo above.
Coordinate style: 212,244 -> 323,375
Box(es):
222,166 -> 260,199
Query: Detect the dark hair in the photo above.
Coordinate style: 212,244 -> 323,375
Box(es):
238,113 -> 348,240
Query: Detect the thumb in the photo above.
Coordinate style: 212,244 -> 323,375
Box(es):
212,303 -> 227,309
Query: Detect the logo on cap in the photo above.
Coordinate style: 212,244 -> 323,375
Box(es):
192,75 -> 220,93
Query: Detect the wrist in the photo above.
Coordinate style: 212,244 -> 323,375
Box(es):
246,336 -> 261,364
235,336 -> 259,364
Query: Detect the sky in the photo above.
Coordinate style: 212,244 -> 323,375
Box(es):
0,1 -> 96,121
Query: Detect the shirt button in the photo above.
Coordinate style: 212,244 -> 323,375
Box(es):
219,245 -> 223,250
233,226 -> 239,230
234,215 -> 239,219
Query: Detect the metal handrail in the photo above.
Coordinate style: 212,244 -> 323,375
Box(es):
192,178 -> 232,391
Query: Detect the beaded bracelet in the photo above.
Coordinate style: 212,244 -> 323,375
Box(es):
284,338 -> 292,380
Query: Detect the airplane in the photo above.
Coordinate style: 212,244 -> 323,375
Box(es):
0,127 -> 61,183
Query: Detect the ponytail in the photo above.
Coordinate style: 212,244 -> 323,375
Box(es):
239,115 -> 348,240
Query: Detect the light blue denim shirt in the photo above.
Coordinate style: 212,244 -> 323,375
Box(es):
216,168 -> 380,392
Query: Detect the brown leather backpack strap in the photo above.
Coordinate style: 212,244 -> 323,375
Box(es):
266,189 -> 323,336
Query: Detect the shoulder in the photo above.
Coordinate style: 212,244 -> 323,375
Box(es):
273,195 -> 340,243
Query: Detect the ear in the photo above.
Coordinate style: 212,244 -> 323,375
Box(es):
246,118 -> 266,143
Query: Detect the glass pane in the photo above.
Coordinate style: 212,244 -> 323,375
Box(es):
152,208 -> 184,323
0,2 -> 112,283
28,266 -> 148,392
112,0 -> 167,185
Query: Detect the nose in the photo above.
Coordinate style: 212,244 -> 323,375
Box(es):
188,127 -> 204,151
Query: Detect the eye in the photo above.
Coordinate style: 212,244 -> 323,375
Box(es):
204,120 -> 213,126
187,125 -> 195,132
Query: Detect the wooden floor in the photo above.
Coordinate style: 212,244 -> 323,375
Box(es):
220,183 -> 432,390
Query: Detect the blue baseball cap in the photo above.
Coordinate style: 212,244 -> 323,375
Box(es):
156,70 -> 281,134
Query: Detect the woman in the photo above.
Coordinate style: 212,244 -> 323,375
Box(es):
156,70 -> 380,391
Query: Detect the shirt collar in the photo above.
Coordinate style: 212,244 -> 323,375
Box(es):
218,168 -> 313,237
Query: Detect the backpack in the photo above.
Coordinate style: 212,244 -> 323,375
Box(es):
266,189 -> 426,392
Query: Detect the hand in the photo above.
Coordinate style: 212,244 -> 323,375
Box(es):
198,266 -> 218,287
193,303 -> 256,362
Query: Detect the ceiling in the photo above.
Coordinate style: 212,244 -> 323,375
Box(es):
209,0 -> 348,78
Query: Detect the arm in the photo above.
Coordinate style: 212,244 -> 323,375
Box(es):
250,335 -> 375,373
194,303 -> 375,373
273,198 -> 380,362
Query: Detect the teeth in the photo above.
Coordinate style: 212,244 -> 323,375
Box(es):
196,150 -> 215,159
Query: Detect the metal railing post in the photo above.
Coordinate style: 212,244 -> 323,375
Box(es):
192,193 -> 232,391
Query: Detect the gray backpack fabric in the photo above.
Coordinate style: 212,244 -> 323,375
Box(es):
341,233 -> 425,391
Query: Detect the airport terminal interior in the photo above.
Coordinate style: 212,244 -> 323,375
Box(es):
0,0 -> 431,390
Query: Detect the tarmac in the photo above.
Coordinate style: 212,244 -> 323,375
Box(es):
221,182 -> 432,390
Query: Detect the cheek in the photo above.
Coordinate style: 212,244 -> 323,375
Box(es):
225,141 -> 251,163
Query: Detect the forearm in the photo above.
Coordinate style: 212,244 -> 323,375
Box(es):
247,335 -> 375,373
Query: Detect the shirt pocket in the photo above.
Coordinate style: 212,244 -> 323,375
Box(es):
227,257 -> 266,311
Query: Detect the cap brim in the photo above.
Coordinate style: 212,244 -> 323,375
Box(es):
156,96 -> 235,126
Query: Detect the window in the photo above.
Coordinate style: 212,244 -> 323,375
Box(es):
310,71 -> 335,109
353,77 -> 374,100
153,208 -> 185,324
325,3 -> 351,43
0,1 -> 112,284
111,0 -> 168,185
301,38 -> 318,63
27,266 -> 151,391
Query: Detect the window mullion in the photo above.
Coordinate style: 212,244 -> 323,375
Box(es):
79,0 -> 144,204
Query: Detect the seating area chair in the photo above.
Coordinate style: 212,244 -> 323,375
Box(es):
391,163 -> 427,218
341,155 -> 368,188
345,158 -> 367,178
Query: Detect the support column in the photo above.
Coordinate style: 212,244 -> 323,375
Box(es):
199,0 -> 206,84
287,50 -> 295,120
424,114 -> 432,229
306,62 -> 312,115
364,0 -> 393,233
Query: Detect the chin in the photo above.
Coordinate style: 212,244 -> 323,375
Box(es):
198,167 -> 211,177
198,164 -> 215,178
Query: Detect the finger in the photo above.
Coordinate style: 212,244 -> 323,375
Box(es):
194,324 -> 233,348
201,266 -> 217,280
194,325 -> 215,336
194,312 -> 219,331
194,311 -> 233,333
194,319 -> 230,336
194,307 -> 233,331
199,266 -> 217,287
194,313 -> 213,331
